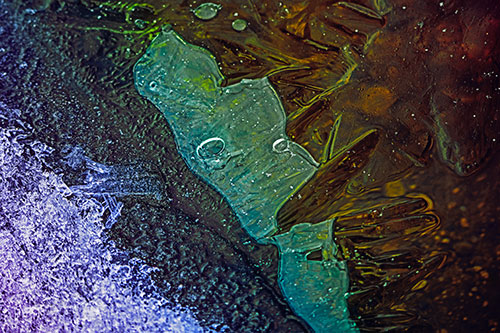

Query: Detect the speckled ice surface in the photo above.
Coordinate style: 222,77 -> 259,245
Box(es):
0,103 -> 203,332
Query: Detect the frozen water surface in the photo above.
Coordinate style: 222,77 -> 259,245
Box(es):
134,25 -> 318,241
0,103 -> 203,332
133,26 -> 356,332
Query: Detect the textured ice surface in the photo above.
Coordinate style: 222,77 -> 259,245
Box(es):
65,145 -> 165,201
133,27 -> 356,332
0,104 -> 202,332
134,26 -> 317,241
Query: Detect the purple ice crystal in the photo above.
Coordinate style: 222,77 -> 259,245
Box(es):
0,104 -> 203,332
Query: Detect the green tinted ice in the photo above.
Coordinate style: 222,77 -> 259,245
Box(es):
133,26 -> 317,241
133,26 -> 356,332
274,219 -> 355,332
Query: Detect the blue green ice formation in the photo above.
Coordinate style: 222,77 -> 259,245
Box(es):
133,26 -> 356,332
134,26 -> 318,241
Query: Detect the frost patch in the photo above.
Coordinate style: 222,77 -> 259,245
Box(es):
0,104 -> 203,332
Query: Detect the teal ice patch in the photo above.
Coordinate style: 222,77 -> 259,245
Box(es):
133,26 -> 318,241
133,26 -> 357,332
274,219 -> 355,332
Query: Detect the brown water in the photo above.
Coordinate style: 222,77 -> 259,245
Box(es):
1,0 -> 499,331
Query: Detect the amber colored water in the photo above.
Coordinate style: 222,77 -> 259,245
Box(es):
82,0 -> 499,330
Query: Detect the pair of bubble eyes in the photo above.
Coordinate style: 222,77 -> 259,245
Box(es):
195,137 -> 291,159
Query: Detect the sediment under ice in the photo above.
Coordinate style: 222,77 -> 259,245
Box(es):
133,26 -> 356,332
